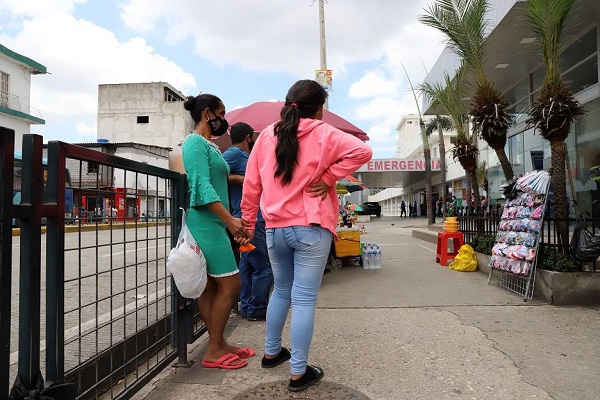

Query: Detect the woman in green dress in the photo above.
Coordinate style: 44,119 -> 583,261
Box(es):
182,94 -> 253,369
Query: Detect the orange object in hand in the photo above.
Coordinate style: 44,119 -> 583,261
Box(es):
239,243 -> 255,252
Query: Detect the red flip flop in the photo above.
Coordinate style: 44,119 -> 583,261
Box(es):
236,347 -> 255,358
201,353 -> 247,370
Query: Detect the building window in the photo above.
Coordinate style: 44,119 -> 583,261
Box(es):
88,162 -> 99,174
164,87 -> 184,102
137,116 -> 149,123
450,137 -> 457,144
0,72 -> 8,108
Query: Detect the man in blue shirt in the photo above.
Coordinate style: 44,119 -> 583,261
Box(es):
223,122 -> 273,321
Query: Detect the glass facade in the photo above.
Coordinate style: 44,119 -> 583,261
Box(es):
474,25 -> 600,216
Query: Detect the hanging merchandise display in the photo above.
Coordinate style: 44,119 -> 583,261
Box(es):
488,170 -> 551,300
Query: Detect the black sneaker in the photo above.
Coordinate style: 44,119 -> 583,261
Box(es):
288,365 -> 324,392
261,347 -> 291,368
247,312 -> 266,321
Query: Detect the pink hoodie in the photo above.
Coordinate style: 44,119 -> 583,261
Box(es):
241,118 -> 373,236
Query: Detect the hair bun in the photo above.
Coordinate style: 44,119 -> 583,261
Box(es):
184,96 -> 196,111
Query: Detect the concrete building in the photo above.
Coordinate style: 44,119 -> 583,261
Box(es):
366,0 -> 600,217
97,82 -> 193,172
362,114 -> 456,217
0,43 -> 46,151
44,142 -> 172,221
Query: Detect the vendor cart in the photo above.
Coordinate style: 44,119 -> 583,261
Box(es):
329,226 -> 362,269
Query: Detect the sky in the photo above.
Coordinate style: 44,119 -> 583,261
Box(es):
0,0 -> 447,159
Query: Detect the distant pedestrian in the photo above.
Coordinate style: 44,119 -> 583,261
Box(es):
400,200 -> 407,218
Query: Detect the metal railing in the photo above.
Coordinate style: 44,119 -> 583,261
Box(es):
0,127 -> 15,400
1,132 -> 206,400
458,203 -> 600,271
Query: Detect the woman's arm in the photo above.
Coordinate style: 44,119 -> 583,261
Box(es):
206,201 -> 249,239
228,174 -> 244,184
320,133 -> 373,187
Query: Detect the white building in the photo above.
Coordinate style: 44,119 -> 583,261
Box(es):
0,44 -> 46,151
97,82 -> 193,172
421,0 -> 600,215
365,114 -> 456,217
364,0 -> 600,217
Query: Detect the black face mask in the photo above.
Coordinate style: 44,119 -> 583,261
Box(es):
248,137 -> 255,153
208,115 -> 229,137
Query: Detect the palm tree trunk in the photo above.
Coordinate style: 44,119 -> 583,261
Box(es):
438,128 -> 448,218
424,147 -> 434,225
550,140 -> 569,250
420,121 -> 434,225
493,145 -> 514,181
468,168 -> 481,208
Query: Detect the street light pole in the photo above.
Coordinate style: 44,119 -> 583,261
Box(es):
318,0 -> 329,110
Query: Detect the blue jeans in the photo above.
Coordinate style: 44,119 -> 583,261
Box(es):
238,221 -> 273,317
264,225 -> 332,375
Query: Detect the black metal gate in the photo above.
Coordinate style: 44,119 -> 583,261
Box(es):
0,131 -> 205,400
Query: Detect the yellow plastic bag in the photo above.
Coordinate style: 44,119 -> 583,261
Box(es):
448,244 -> 478,272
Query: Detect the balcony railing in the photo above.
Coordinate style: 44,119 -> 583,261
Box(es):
0,92 -> 44,119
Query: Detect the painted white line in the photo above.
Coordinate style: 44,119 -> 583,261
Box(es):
101,244 -> 167,258
419,244 -> 436,253
9,288 -> 170,366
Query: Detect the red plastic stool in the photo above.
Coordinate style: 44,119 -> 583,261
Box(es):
436,231 -> 464,266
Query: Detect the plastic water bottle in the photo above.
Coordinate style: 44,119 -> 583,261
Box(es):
363,243 -> 372,269
373,244 -> 382,269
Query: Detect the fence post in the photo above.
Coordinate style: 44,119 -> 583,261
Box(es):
15,134 -> 44,389
172,174 -> 193,367
45,142 -> 66,384
0,127 -> 15,400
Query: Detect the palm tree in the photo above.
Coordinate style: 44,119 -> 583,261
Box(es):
477,160 -> 489,210
426,116 -> 454,217
402,63 -> 435,225
420,68 -> 482,211
420,119 -> 435,225
525,0 -> 584,249
420,0 -> 515,182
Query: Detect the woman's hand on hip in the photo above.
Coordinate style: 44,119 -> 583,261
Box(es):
306,179 -> 329,199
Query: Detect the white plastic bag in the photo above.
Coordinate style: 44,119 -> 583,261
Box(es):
167,209 -> 208,298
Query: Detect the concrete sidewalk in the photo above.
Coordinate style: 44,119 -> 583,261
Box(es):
134,218 -> 600,400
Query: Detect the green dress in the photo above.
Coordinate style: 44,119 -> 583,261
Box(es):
182,134 -> 238,277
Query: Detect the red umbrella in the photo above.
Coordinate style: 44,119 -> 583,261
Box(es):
224,101 -> 369,141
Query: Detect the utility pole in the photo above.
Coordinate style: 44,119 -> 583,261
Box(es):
318,0 -> 329,110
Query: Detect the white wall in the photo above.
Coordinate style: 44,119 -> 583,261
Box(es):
97,82 -> 193,150
0,52 -> 35,151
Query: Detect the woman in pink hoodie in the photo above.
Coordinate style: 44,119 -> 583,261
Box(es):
241,80 -> 372,392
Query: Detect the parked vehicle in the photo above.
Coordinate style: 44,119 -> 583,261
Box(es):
361,202 -> 381,217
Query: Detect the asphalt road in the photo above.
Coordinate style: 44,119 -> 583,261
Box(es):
8,225 -> 173,376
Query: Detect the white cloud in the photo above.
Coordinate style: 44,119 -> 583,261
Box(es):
348,72 -> 400,99
1,0 -> 449,160
0,10 -> 196,138
0,0 -> 87,18
118,0 -> 441,77
75,121 -> 96,139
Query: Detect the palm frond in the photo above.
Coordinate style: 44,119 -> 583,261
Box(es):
420,0 -> 489,85
425,115 -> 454,137
526,0 -> 577,86
525,0 -> 584,140
419,67 -> 469,140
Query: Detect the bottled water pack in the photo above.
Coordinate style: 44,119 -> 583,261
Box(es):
363,242 -> 382,270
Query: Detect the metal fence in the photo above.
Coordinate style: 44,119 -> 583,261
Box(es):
0,132 -> 206,400
458,203 -> 600,271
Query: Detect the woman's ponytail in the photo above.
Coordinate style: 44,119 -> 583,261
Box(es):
274,104 -> 300,185
274,80 -> 327,185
